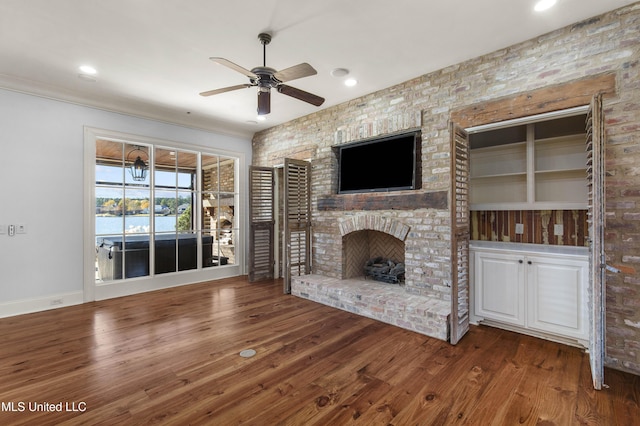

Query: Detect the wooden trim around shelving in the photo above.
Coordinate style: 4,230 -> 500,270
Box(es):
451,73 -> 616,129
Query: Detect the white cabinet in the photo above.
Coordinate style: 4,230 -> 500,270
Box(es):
472,243 -> 588,344
526,254 -> 587,340
474,250 -> 526,326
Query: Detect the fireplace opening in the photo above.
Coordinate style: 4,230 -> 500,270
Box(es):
342,230 -> 405,282
364,257 -> 405,284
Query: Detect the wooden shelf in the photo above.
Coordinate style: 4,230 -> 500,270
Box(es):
469,116 -> 587,210
470,142 -> 526,179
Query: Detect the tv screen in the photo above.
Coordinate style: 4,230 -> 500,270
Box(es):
338,132 -> 420,194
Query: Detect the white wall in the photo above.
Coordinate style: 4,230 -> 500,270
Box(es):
0,88 -> 252,316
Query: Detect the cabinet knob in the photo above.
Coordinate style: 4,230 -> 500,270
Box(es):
528,261 -> 532,265
519,259 -> 523,264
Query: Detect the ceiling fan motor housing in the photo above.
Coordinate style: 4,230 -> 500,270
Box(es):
251,66 -> 280,88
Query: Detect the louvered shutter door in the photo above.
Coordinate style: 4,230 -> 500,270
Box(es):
450,123 -> 471,344
284,159 -> 311,293
586,94 -> 606,390
249,166 -> 275,282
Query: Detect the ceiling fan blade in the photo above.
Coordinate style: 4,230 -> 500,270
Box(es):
209,57 -> 257,79
199,84 -> 253,97
257,90 -> 271,115
274,63 -> 317,82
278,84 -> 325,107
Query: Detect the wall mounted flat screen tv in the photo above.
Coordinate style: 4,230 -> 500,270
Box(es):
337,131 -> 421,194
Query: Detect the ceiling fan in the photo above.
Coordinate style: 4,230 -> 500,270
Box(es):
200,32 -> 325,115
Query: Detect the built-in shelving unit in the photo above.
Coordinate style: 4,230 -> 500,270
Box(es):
469,113 -> 588,210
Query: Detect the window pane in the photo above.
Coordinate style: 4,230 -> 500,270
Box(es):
123,188 -> 150,234
154,190 -> 175,233
177,151 -> 197,189
96,234 -> 123,281
155,147 -> 176,187
177,191 -> 194,233
202,154 -> 219,192
219,158 -> 235,193
96,187 -> 124,230
123,234 -> 150,278
177,171 -> 194,189
124,144 -> 150,186
155,232 -> 177,274
96,164 -> 124,186
202,231 -> 216,268
202,193 -> 215,232
218,193 -> 236,229
220,229 -> 236,266
96,139 -> 124,185
217,193 -> 235,267
177,232 -> 198,271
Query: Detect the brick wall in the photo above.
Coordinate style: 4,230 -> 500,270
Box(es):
252,4 -> 640,375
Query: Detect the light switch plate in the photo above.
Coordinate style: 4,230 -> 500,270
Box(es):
0,224 -> 5,234
554,224 -> 564,236
515,223 -> 524,234
16,224 -> 27,234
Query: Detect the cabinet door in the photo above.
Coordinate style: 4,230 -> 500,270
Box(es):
526,255 -> 587,340
474,251 -> 525,326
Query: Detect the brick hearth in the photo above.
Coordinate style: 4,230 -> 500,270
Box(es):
291,274 -> 450,340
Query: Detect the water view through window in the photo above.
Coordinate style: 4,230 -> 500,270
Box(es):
95,139 -> 238,282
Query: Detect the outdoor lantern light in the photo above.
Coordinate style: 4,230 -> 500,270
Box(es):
127,146 -> 148,181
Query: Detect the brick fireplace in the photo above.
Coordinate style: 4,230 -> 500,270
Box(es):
291,213 -> 451,340
341,217 -> 408,280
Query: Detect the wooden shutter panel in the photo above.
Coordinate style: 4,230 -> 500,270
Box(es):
450,122 -> 471,344
284,158 -> 311,293
249,166 -> 274,282
586,94 -> 606,390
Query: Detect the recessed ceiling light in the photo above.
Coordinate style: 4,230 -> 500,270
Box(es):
79,65 -> 97,75
534,0 -> 557,12
330,68 -> 349,77
344,78 -> 358,87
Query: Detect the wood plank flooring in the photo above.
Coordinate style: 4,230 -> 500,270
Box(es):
0,276 -> 638,425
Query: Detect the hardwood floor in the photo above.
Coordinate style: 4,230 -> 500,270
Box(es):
0,277 -> 638,425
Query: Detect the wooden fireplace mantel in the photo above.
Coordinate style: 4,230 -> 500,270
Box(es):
317,190 -> 448,211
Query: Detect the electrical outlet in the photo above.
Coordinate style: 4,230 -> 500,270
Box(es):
515,223 -> 524,234
8,225 -> 15,236
554,224 -> 564,236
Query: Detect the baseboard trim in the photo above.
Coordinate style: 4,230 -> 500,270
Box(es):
0,291 -> 84,318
